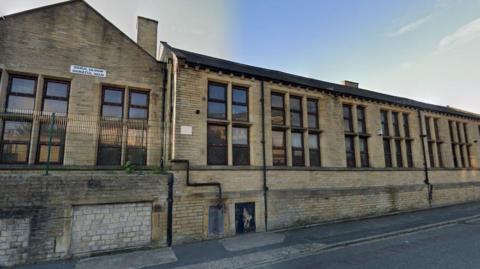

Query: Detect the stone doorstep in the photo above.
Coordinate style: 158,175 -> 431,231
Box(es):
74,248 -> 177,269
220,232 -> 286,252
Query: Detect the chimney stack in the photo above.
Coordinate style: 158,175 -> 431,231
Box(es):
342,80 -> 359,88
137,16 -> 158,58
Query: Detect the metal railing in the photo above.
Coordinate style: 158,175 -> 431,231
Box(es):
0,109 -> 156,173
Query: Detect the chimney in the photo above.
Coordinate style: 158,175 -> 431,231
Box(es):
137,16 -> 158,58
342,80 -> 359,88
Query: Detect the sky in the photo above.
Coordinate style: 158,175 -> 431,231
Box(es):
1,0 -> 480,113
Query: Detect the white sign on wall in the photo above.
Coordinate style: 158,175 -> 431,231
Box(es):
180,126 -> 193,135
70,65 -> 107,77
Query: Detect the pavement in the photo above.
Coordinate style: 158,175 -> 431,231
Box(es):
14,202 -> 480,269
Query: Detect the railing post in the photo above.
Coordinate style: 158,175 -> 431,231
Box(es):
44,112 -> 56,175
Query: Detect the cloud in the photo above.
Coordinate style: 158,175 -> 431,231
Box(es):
437,17 -> 480,52
390,15 -> 432,37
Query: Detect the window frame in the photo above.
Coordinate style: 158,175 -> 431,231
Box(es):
0,120 -> 33,164
289,95 -> 303,128
41,79 -> 70,115
308,133 -> 321,167
343,104 -> 353,133
272,129 -> 286,166
207,82 -> 228,120
403,113 -> 411,138
232,86 -> 249,122
307,99 -> 319,129
271,92 -> 285,126
128,89 -> 150,120
359,136 -> 369,168
6,74 -> 37,113
207,124 -> 228,165
357,106 -> 367,134
291,131 -> 304,166
392,112 -> 400,137
345,135 -> 356,168
232,126 -> 250,166
101,86 -> 125,119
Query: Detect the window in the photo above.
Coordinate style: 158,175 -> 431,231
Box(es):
392,139 -> 402,168
307,99 -> 318,129
272,130 -> 286,166
290,96 -> 303,127
343,105 -> 353,132
126,128 -> 147,165
345,136 -> 356,168
207,125 -> 227,165
128,90 -> 149,119
433,119 -> 444,168
291,132 -> 304,166
464,123 -> 472,168
232,87 -> 248,122
36,122 -> 66,164
425,117 -> 432,140
308,133 -> 321,167
383,139 -> 392,167
456,122 -> 465,167
392,112 -> 400,137
101,87 -> 124,118
208,83 -> 227,120
6,76 -> 36,112
98,87 -> 124,165
271,93 -> 285,125
233,127 -> 249,165
42,80 -> 69,115
403,113 -> 410,138
36,80 -> 70,164
359,137 -> 369,167
381,110 -> 389,136
406,140 -> 414,168
0,121 -> 32,163
357,107 -> 366,134
449,121 -> 459,168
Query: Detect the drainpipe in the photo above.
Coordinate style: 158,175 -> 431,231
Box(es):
160,63 -> 168,168
260,80 -> 269,231
166,173 -> 174,246
417,110 -> 433,205
171,159 -> 223,207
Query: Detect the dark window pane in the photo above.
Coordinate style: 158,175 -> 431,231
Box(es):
37,145 -> 61,163
383,139 -> 392,167
307,100 -> 317,114
272,130 -> 285,166
290,97 -> 301,111
292,132 -> 303,148
232,105 -> 248,121
208,102 -> 226,119
1,144 -> 29,163
102,105 -> 123,118
381,111 -> 389,136
343,105 -> 353,132
308,134 -> 318,149
208,125 -> 227,165
126,148 -> 146,165
292,149 -> 304,166
406,140 -> 414,167
310,150 -> 321,166
428,142 -> 435,167
11,77 -> 35,94
104,89 -> 123,104
97,147 -> 121,165
308,115 -> 317,129
46,82 -> 68,98
396,139 -> 403,167
359,137 -> 369,167
130,92 -> 148,106
271,94 -> 284,108
39,123 -> 66,144
208,147 -> 227,165
345,136 -> 355,168
392,112 -> 400,137
208,84 -> 226,100
44,99 -> 68,114
357,107 -> 366,134
7,96 -> 35,111
3,121 -> 32,142
233,88 -> 247,104
233,127 -> 248,145
129,108 -> 148,119
208,125 -> 227,145
233,147 -> 249,165
403,114 -> 410,137
291,112 -> 302,127
271,109 -> 284,125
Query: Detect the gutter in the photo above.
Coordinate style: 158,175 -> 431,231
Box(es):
171,159 -> 223,207
417,110 -> 433,205
260,80 -> 269,231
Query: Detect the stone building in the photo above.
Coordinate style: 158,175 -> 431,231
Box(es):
2,0 -> 480,266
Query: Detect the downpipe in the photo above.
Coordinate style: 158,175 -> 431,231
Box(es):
171,159 -> 223,207
166,173 -> 174,247
260,80 -> 269,231
417,110 -> 433,205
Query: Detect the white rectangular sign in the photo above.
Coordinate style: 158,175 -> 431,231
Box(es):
70,65 -> 107,77
180,126 -> 193,135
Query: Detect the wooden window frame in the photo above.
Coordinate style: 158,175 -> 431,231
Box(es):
6,75 -> 37,113
359,136 -> 369,168
0,120 -> 33,164
232,86 -> 249,122
272,129 -> 286,166
290,95 -> 303,128
232,126 -> 250,166
291,131 -> 304,166
41,79 -> 70,115
307,99 -> 319,129
128,89 -> 150,120
207,82 -> 227,120
308,133 -> 321,167
345,135 -> 356,168
101,87 -> 124,119
271,93 -> 285,126
207,124 -> 228,165
343,104 -> 353,132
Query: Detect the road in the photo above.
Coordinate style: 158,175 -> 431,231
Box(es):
260,219 -> 480,269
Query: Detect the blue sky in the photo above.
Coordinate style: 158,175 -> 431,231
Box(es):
2,0 -> 480,113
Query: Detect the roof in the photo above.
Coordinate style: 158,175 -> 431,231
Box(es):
164,43 -> 480,121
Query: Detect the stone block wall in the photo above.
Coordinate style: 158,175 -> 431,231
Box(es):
0,218 -> 30,266
70,203 -> 152,254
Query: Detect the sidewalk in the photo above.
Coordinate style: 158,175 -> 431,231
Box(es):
16,202 -> 480,269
